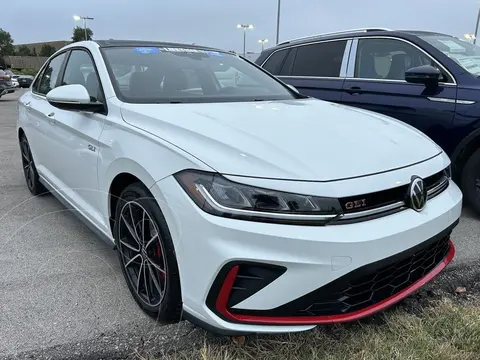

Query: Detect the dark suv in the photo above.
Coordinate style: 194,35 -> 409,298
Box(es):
256,28 -> 480,216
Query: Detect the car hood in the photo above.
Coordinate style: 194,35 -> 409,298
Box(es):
120,99 -> 442,181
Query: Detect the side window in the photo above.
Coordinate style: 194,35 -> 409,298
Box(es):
355,38 -> 449,82
262,49 -> 289,74
279,47 -> 297,75
62,49 -> 101,102
291,40 -> 347,77
36,52 -> 67,95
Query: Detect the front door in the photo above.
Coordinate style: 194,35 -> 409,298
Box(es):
47,48 -> 107,229
340,37 -> 457,154
25,51 -> 68,180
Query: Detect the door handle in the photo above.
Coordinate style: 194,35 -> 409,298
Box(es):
24,101 -> 31,111
346,86 -> 362,95
46,112 -> 56,125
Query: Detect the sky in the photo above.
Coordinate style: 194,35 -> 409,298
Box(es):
3,0 -> 480,53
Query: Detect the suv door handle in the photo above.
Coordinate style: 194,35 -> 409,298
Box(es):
345,86 -> 362,95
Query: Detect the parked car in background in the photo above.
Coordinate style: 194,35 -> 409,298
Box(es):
17,40 -> 461,335
10,77 -> 19,88
256,28 -> 480,216
5,69 -> 19,80
0,70 -> 15,98
17,75 -> 34,88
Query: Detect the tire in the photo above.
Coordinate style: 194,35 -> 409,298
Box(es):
19,135 -> 48,196
460,148 -> 480,216
113,182 -> 183,324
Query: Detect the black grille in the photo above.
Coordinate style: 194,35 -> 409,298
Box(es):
338,168 -> 448,214
228,221 -> 456,319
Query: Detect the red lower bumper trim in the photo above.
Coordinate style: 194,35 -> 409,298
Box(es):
215,240 -> 455,325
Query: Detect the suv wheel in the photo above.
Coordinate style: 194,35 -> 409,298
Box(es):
461,148 -> 480,216
113,182 -> 183,324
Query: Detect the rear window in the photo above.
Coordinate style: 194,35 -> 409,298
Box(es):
101,46 -> 302,103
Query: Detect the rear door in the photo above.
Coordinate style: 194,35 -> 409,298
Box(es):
340,36 -> 457,151
260,39 -> 351,102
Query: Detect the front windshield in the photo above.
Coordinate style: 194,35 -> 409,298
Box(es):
101,46 -> 301,103
420,35 -> 480,76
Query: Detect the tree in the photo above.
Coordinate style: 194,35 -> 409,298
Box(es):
39,44 -> 56,57
16,45 -> 31,56
72,26 -> 93,42
32,48 -> 38,56
0,28 -> 15,56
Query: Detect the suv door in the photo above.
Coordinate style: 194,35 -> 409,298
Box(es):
23,51 -> 68,180
340,37 -> 457,153
48,48 -> 107,228
261,39 -> 350,102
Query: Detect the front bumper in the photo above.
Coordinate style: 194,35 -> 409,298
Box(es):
155,175 -> 462,334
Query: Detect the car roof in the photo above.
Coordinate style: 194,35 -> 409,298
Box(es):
270,28 -> 454,51
93,39 -> 228,53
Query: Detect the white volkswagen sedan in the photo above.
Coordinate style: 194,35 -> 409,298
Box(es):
17,40 -> 462,335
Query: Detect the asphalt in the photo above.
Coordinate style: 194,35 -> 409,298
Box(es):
1,89 -> 479,359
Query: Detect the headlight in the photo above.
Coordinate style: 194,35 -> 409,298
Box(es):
174,170 -> 342,225
444,164 -> 452,179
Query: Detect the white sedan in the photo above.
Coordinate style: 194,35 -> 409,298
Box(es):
17,40 -> 462,335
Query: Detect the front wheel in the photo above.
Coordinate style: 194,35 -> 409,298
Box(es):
461,148 -> 480,216
113,182 -> 183,324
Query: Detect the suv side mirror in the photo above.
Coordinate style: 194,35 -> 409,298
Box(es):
46,84 -> 104,112
405,65 -> 441,86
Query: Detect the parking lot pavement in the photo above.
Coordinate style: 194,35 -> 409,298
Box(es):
1,90 -> 479,358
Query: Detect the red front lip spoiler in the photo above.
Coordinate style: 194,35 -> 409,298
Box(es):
215,240 -> 455,326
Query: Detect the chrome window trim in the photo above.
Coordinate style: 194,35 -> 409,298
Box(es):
339,39 -> 352,77
259,37 -> 353,79
348,35 -> 457,86
346,38 -> 358,77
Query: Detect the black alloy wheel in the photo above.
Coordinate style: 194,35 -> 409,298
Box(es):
19,135 -> 47,195
114,182 -> 183,323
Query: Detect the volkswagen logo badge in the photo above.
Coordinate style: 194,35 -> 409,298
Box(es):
408,176 -> 427,212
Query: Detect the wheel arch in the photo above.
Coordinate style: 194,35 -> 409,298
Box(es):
450,128 -> 480,181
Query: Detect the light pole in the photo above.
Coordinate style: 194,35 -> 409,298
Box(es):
258,39 -> 268,51
73,15 -> 94,40
474,7 -> 480,45
465,33 -> 476,44
276,0 -> 281,44
237,24 -> 254,57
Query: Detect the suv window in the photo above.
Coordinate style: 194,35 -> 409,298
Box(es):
262,49 -> 289,74
355,38 -> 449,82
291,40 -> 347,77
62,49 -> 101,101
35,52 -> 67,95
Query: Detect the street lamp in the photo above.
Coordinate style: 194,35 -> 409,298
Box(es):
276,0 -> 281,44
236,24 -> 254,57
258,39 -> 268,51
465,33 -> 476,44
73,15 -> 94,41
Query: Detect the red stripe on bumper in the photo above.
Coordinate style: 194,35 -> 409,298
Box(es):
216,240 -> 455,325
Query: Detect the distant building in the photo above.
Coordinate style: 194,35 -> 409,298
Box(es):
14,40 -> 71,54
244,52 -> 261,62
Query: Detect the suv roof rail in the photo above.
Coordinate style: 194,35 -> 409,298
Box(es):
278,28 -> 393,46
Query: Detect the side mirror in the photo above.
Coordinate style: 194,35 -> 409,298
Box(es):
46,84 -> 104,112
405,65 -> 441,86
